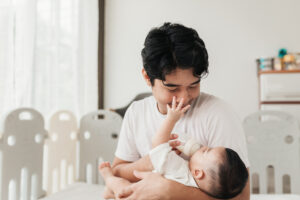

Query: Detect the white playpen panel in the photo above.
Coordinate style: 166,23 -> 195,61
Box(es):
244,111 -> 300,195
0,108 -> 122,200
44,111 -> 78,195
78,110 -> 122,185
0,108 -> 47,200
41,110 -> 121,200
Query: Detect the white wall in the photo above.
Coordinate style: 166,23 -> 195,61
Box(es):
104,0 -> 300,120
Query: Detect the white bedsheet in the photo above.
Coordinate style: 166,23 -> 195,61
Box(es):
251,194 -> 300,200
40,182 -> 105,200
39,184 -> 300,200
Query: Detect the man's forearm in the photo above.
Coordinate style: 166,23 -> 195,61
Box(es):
165,179 -> 215,200
165,169 -> 250,200
112,155 -> 154,182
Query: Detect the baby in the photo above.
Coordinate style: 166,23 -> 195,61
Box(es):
99,97 -> 248,199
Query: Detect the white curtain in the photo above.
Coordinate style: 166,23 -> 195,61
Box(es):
0,0 -> 99,130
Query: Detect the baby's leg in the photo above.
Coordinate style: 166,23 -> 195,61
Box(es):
99,162 -> 132,199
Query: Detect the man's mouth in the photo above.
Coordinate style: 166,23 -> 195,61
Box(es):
167,99 -> 194,108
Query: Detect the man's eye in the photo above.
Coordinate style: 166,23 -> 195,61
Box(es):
168,88 -> 177,92
189,86 -> 197,89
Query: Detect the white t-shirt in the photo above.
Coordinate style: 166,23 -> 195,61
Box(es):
115,92 -> 250,167
149,143 -> 198,188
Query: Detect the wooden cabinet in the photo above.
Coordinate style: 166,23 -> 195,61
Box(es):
259,70 -> 300,125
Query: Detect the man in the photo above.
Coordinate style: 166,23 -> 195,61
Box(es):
112,22 -> 250,200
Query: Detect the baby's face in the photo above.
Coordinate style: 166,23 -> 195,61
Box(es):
189,146 -> 225,171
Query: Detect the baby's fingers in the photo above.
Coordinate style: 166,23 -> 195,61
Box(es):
182,104 -> 190,113
167,104 -> 171,111
172,96 -> 176,109
176,98 -> 184,110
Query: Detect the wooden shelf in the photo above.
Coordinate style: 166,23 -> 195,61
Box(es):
260,101 -> 300,104
258,69 -> 300,75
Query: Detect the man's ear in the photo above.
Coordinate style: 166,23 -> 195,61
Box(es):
142,68 -> 152,86
194,169 -> 205,180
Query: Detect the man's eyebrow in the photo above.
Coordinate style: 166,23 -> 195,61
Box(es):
162,79 -> 200,87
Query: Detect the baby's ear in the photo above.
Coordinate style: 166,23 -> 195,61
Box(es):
194,169 -> 205,180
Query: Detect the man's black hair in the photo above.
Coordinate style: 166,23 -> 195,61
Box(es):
206,148 -> 249,199
141,22 -> 209,85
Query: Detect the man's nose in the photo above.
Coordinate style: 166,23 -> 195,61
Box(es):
176,90 -> 190,104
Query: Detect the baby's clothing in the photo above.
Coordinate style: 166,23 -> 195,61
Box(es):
149,143 -> 198,188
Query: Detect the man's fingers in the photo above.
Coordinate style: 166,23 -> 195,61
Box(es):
172,96 -> 176,109
170,133 -> 178,140
117,185 -> 134,198
176,98 -> 184,110
172,148 -> 181,155
169,140 -> 181,148
167,104 -> 171,111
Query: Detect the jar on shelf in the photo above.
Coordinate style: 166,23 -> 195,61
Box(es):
257,57 -> 273,71
273,58 -> 282,70
295,53 -> 300,69
283,54 -> 296,70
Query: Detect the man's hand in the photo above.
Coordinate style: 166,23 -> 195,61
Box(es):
117,170 -> 217,200
169,133 -> 181,155
118,171 -> 170,200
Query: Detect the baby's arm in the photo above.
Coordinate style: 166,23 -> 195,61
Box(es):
152,97 -> 190,148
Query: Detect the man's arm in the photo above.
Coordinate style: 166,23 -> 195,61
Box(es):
167,172 -> 250,200
119,168 -> 250,200
118,171 -> 215,200
112,156 -> 153,182
165,168 -> 250,200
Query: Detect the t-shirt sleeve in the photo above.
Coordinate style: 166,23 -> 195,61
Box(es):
149,143 -> 173,174
149,143 -> 198,187
149,143 -> 188,175
206,99 -> 250,168
114,103 -> 140,162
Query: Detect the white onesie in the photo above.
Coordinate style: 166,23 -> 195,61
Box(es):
149,143 -> 198,188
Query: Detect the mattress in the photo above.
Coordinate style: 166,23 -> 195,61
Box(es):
40,184 -> 300,200
251,194 -> 300,200
39,182 -> 105,200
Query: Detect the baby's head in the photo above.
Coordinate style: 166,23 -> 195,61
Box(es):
189,146 -> 248,199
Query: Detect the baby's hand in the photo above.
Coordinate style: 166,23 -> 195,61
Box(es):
166,96 -> 190,122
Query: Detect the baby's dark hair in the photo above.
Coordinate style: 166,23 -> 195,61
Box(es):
204,148 -> 248,199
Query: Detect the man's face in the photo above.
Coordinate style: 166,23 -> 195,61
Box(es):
151,68 -> 200,114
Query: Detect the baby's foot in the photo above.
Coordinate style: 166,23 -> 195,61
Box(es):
99,162 -> 115,199
99,162 -> 113,179
102,186 -> 114,199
